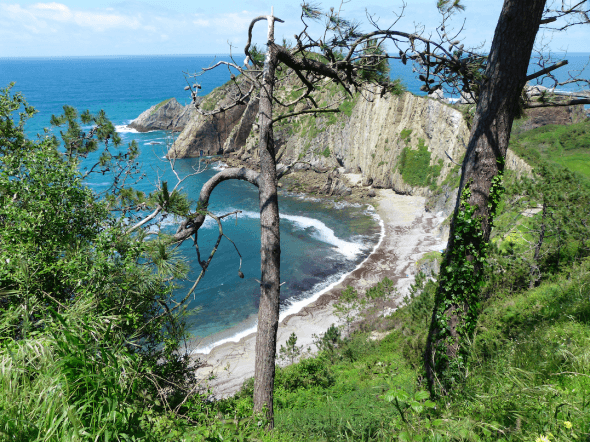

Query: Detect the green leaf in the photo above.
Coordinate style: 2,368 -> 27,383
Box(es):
414,390 -> 430,401
398,431 -> 411,441
410,401 -> 423,413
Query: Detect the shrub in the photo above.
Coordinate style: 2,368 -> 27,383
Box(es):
275,358 -> 335,391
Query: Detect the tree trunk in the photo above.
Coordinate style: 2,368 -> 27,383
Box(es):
425,0 -> 547,391
529,202 -> 547,289
252,19 -> 281,426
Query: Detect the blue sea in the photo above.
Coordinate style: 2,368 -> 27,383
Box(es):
1,53 -> 588,352
0,55 -> 385,352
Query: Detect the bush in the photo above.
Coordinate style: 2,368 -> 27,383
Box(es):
275,358 -> 335,391
0,84 -> 193,441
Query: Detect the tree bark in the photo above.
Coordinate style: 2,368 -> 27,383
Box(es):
529,202 -> 547,289
425,0 -> 547,390
252,17 -> 281,426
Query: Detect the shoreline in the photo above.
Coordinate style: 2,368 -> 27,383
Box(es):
189,181 -> 448,398
189,204 -> 385,356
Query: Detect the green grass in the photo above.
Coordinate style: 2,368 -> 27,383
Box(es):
510,119 -> 590,181
260,257 -> 590,442
416,250 -> 442,267
339,96 -> 358,117
150,98 -> 172,115
400,128 -> 412,140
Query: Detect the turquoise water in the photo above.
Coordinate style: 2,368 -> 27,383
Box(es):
0,55 -> 382,349
1,53 -> 587,350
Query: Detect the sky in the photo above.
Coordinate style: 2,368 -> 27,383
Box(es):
0,0 -> 588,57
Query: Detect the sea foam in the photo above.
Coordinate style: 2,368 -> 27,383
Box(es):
191,205 -> 385,355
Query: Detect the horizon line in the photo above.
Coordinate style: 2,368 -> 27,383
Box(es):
0,53 -> 235,60
2,52 -> 590,60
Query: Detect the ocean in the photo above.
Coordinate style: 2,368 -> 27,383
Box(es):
1,53 -> 588,352
0,55 -> 384,352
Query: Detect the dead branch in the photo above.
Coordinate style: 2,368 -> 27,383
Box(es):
172,167 -> 260,243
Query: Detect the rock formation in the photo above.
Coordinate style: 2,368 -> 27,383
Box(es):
128,98 -> 196,132
167,80 -> 257,158
516,105 -> 587,133
165,81 -> 538,197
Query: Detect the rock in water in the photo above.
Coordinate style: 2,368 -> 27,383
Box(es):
128,98 -> 196,132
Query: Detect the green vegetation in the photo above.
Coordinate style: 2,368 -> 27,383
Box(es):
150,98 -> 172,115
509,120 -> 590,181
400,128 -> 412,140
397,138 -> 443,187
416,251 -> 443,268
429,170 -> 505,389
1,85 -> 192,441
339,96 -> 358,117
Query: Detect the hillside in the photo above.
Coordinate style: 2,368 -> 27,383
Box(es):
163,118 -> 590,442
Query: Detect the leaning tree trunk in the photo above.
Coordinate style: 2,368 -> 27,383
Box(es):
252,16 -> 281,426
424,0 -> 547,391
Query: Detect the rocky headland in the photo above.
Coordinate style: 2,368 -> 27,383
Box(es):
128,97 -> 199,132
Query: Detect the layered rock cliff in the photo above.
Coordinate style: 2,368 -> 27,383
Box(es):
128,98 -> 196,132
167,80 -> 257,158
166,80 -> 534,200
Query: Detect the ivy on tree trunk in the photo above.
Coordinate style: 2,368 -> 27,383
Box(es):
424,0 -> 547,392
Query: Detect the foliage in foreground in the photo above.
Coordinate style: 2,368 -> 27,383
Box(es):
2,83 -> 589,441
0,85 -> 194,441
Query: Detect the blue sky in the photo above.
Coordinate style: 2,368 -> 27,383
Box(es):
0,0 -> 587,57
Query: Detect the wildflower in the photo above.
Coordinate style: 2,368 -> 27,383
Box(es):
563,421 -> 573,429
535,436 -> 550,442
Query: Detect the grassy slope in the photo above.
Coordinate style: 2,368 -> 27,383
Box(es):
262,263 -> 590,441
174,259 -> 588,442
164,120 -> 590,442
510,119 -> 590,181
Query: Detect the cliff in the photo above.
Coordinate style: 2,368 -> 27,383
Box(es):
128,98 -> 196,132
514,104 -> 587,134
165,79 -> 535,206
167,79 -> 257,158
232,87 -> 532,196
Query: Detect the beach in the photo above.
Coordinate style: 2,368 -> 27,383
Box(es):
189,181 -> 448,398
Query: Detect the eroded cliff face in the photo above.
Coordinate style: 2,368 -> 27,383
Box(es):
167,83 -> 532,197
234,88 -> 531,196
167,80 -> 257,158
285,90 -> 470,197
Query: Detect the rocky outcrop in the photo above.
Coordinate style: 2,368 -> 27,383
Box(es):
167,80 -> 256,158
165,80 -> 537,197
319,170 -> 352,196
128,98 -> 196,132
516,105 -> 587,133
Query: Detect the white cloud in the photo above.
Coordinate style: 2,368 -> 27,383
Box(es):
193,18 -> 210,27
30,2 -> 73,21
1,0 -> 584,57
73,11 -> 140,31
1,2 -> 145,33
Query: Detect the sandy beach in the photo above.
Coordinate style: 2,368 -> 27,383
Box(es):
190,180 -> 448,398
